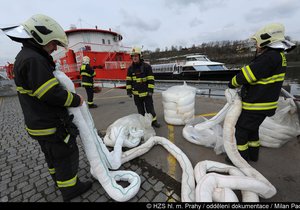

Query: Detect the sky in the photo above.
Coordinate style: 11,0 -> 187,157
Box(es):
1,0 -> 300,65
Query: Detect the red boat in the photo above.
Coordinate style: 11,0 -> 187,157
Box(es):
53,27 -> 132,87
1,27 -> 132,88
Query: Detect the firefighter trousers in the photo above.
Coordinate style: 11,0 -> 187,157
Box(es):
133,95 -> 157,122
235,110 -> 267,161
38,136 -> 79,194
84,86 -> 94,105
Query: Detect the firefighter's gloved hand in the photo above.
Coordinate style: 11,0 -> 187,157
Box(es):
55,114 -> 78,147
148,92 -> 153,96
128,93 -> 132,98
65,115 -> 79,137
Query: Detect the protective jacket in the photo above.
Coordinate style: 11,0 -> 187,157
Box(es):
126,61 -> 155,97
229,48 -> 286,116
80,64 -> 95,87
13,41 -> 81,140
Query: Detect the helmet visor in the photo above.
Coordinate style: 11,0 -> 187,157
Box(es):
1,25 -> 31,39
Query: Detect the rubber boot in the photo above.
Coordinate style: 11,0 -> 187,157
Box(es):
152,120 -> 161,128
239,150 -> 249,162
249,147 -> 259,162
88,104 -> 98,109
61,180 -> 93,202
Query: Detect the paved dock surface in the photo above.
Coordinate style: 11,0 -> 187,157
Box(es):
1,87 -> 300,203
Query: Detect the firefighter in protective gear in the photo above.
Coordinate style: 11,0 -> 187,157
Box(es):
80,56 -> 97,108
1,14 -> 92,202
126,47 -> 160,128
227,23 -> 296,163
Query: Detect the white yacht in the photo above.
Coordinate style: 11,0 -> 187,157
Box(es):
180,54 -> 228,71
151,54 -> 239,81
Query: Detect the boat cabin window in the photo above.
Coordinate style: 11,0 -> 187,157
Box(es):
208,65 -> 227,70
151,63 -> 176,73
192,65 -> 227,71
186,56 -> 209,62
102,39 -> 105,44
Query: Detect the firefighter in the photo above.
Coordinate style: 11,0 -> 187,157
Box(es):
80,56 -> 97,108
126,47 -> 161,128
227,23 -> 296,163
1,14 -> 93,201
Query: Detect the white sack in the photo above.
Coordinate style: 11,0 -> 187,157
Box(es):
104,113 -> 156,148
162,82 -> 196,125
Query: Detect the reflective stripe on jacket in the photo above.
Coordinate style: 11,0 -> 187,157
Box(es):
126,61 -> 155,97
13,42 -> 81,138
80,64 -> 95,87
229,49 -> 286,116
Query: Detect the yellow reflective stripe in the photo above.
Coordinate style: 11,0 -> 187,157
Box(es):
147,76 -> 154,80
81,72 -> 93,77
81,65 -> 86,70
57,175 -> 77,188
252,73 -> 285,85
237,143 -> 248,151
34,78 -> 59,99
64,91 -> 73,107
16,86 -> 34,96
232,76 -> 239,87
49,168 -> 55,175
126,85 -> 132,89
242,66 -> 256,83
82,82 -> 93,86
132,91 -> 148,97
133,78 -> 142,83
26,127 -> 57,136
132,91 -> 139,95
126,76 -> 132,80
242,101 -> 278,110
139,92 -> 148,97
132,77 -> 148,83
87,101 -> 94,105
152,116 -> 157,121
249,140 -> 260,147
63,134 -> 71,144
280,52 -> 287,66
148,84 -> 154,89
93,72 -> 96,76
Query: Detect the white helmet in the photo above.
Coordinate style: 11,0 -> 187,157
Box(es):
130,47 -> 142,56
82,56 -> 90,64
251,23 -> 295,51
1,14 -> 68,48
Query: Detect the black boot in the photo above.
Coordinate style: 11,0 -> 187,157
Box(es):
239,150 -> 249,162
249,147 -> 259,162
88,104 -> 98,109
61,180 -> 93,202
152,121 -> 161,128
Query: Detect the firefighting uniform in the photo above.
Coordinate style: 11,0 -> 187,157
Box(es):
80,63 -> 96,106
13,42 -> 83,198
228,48 -> 287,161
126,61 -> 158,124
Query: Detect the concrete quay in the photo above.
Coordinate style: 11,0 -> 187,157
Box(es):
1,87 -> 299,203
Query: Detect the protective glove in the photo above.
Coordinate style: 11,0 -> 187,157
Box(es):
148,92 -> 153,96
64,114 -> 79,138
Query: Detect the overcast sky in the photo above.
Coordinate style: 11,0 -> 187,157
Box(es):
1,0 -> 300,65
